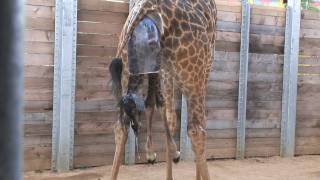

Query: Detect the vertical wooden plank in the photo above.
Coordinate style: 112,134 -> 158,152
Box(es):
180,95 -> 194,161
237,1 -> 250,160
125,0 -> 136,165
281,1 -> 301,157
52,0 -> 78,171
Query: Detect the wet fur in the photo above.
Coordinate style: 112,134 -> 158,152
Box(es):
109,58 -> 123,100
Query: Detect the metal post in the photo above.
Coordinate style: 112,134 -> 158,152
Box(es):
281,0 -> 301,157
237,1 -> 251,160
0,0 -> 23,179
52,0 -> 78,171
125,0 -> 136,165
180,95 -> 194,161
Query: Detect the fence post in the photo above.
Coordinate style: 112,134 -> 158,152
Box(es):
180,95 -> 194,161
236,1 -> 251,160
52,0 -> 78,172
125,0 -> 136,165
281,0 -> 301,157
0,0 -> 23,179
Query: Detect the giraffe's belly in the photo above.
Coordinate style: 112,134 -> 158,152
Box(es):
128,16 -> 161,75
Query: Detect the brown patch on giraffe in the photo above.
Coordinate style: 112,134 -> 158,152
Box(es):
187,64 -> 194,72
172,38 -> 180,49
164,37 -> 173,47
180,32 -> 193,47
189,56 -> 198,64
180,59 -> 189,69
201,34 -> 209,43
171,19 -> 180,31
188,45 -> 196,56
197,60 -> 203,66
180,70 -> 189,80
194,66 -> 200,72
174,28 -> 182,37
199,49 -> 205,59
163,29 -> 169,38
180,21 -> 191,31
181,11 -> 190,22
174,7 -> 184,20
176,48 -> 188,60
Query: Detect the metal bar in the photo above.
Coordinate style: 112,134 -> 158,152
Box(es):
180,95 -> 194,161
281,0 -> 301,157
52,0 -> 78,171
0,0 -> 23,179
236,1 -> 251,160
125,0 -> 136,165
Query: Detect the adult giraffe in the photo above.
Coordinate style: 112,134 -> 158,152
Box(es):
110,0 -> 217,179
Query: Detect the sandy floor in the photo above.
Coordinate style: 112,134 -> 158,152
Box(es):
24,155 -> 320,180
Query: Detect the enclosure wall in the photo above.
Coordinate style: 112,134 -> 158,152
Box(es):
207,0 -> 285,159
23,0 -> 320,171
295,10 -> 320,155
24,0 -> 55,171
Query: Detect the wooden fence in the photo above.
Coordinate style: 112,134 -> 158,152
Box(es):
24,0 -> 55,171
23,0 -> 320,171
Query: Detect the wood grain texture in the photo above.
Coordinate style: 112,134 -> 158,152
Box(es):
295,44 -> 320,155
23,0 -> 320,170
24,1 -> 55,171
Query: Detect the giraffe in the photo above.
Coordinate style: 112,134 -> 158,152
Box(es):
110,0 -> 217,179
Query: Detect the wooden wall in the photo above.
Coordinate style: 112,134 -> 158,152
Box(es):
295,10 -> 320,155
23,0 -> 320,171
24,0 -> 55,171
73,0 -> 129,168
206,1 -> 285,159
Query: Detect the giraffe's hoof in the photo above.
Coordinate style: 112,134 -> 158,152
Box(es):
146,152 -> 157,164
172,151 -> 180,164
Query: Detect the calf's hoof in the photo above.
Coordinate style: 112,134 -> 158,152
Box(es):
172,151 -> 180,164
146,152 -> 157,164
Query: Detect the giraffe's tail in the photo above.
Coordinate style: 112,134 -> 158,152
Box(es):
109,58 -> 123,100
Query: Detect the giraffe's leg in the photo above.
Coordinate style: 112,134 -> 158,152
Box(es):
145,105 -> 157,163
144,74 -> 159,164
159,71 -> 180,180
186,96 -> 210,180
110,119 -> 128,180
159,106 -> 180,180
196,164 -> 201,180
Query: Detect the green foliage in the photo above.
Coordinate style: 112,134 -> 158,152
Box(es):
302,0 -> 320,11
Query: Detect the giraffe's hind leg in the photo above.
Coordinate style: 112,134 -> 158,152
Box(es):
159,70 -> 180,180
186,95 -> 210,180
110,118 -> 128,180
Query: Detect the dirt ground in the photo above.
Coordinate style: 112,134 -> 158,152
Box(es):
24,155 -> 320,180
